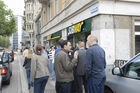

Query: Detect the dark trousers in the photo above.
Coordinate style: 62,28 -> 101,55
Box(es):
88,77 -> 106,93
77,75 -> 88,93
55,81 -> 72,93
34,76 -> 49,93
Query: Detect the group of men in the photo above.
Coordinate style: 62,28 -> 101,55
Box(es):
54,34 -> 106,93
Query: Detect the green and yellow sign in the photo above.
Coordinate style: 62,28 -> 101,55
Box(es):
48,31 -> 62,40
67,18 -> 92,36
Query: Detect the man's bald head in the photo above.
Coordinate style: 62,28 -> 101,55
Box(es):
87,34 -> 98,47
88,35 -> 98,43
78,41 -> 85,49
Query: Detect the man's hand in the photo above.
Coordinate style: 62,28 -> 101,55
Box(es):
74,51 -> 78,59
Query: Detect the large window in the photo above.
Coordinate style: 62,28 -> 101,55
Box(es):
135,21 -> 140,54
55,0 -> 58,15
48,1 -> 51,21
135,35 -> 140,54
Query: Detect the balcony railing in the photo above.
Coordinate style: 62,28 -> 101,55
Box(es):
38,0 -> 48,4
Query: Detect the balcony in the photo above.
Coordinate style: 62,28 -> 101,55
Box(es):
38,0 -> 48,4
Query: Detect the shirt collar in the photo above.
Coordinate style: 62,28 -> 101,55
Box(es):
91,44 -> 98,47
61,48 -> 68,53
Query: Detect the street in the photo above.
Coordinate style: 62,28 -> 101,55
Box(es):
2,54 -> 56,93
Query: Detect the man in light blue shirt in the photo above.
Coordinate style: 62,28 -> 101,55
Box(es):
42,46 -> 48,55
55,39 -> 63,55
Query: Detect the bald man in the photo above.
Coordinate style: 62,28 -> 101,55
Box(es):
75,41 -> 88,93
86,35 -> 106,93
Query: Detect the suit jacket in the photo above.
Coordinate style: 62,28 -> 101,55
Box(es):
76,48 -> 87,76
86,44 -> 106,79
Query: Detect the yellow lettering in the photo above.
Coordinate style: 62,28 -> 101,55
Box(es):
74,22 -> 84,33
49,34 -> 52,40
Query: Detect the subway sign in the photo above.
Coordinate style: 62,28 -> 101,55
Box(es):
67,18 -> 92,36
67,21 -> 84,36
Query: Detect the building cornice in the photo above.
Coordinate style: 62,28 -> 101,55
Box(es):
41,0 -> 98,35
99,0 -> 140,16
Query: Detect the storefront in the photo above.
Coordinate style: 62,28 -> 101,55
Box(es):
67,18 -> 92,48
43,31 -> 62,48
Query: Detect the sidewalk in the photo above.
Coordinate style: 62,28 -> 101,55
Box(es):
18,55 -> 56,93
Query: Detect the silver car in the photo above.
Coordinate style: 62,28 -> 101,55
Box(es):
105,53 -> 140,93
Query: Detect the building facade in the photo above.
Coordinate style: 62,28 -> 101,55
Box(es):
24,0 -> 34,48
35,0 -> 140,64
12,15 -> 24,50
33,0 -> 42,47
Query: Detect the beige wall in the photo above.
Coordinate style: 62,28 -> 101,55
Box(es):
51,0 -> 55,19
58,0 -> 63,12
46,7 -> 48,23
65,0 -> 71,7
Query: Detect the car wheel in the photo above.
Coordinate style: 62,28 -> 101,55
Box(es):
104,87 -> 113,93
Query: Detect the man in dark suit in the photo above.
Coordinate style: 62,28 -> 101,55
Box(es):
86,35 -> 106,93
76,41 -> 88,93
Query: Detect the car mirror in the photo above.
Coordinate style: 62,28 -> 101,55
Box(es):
112,67 -> 121,75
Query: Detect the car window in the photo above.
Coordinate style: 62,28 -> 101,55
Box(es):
0,55 -> 2,61
124,55 -> 140,79
2,53 -> 9,63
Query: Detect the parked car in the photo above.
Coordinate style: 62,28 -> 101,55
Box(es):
0,51 -> 13,85
0,58 -> 2,92
105,53 -> 140,93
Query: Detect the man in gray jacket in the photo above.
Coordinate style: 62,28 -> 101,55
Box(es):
54,40 -> 78,93
76,41 -> 88,93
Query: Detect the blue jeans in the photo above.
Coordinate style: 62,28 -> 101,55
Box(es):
51,63 -> 55,80
26,68 -> 31,86
34,76 -> 49,93
56,81 -> 72,93
49,59 -> 55,79
49,59 -> 52,73
88,77 -> 106,93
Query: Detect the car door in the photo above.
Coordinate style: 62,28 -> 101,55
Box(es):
109,54 -> 140,93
